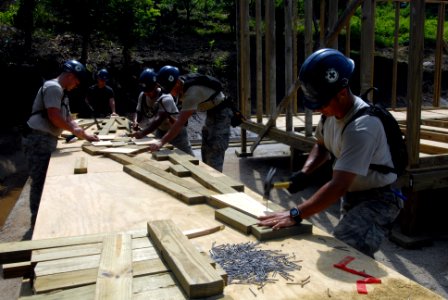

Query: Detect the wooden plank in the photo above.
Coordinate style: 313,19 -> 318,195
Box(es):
152,149 -> 199,165
34,247 -> 157,277
98,118 -> 117,135
74,157 -> 87,174
34,257 -> 168,294
106,154 -> 216,197
147,220 -> 224,298
419,139 -> 448,154
132,273 -> 186,300
168,153 -> 237,194
215,207 -> 258,234
209,192 -> 274,218
82,144 -> 107,155
0,230 -> 146,265
32,237 -> 150,263
98,147 -> 141,154
123,165 -> 206,204
421,119 -> 448,128
2,261 -> 32,279
168,164 -> 190,177
94,234 -> 133,300
22,284 -> 97,299
182,225 -> 225,239
113,117 -> 130,129
251,220 -> 313,241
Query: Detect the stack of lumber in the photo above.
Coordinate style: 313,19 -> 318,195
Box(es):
0,222 -> 226,299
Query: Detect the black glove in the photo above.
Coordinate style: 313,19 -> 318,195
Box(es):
287,171 -> 311,194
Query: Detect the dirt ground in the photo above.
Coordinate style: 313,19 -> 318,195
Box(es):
1,123 -> 448,299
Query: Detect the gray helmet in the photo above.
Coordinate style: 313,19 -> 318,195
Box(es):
96,68 -> 109,80
299,48 -> 354,110
63,60 -> 87,83
139,68 -> 157,92
157,65 -> 179,93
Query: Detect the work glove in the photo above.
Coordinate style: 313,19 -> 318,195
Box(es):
287,171 -> 311,194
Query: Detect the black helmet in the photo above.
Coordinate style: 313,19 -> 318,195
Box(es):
96,68 -> 109,80
157,65 -> 179,93
63,60 -> 87,83
139,68 -> 157,92
299,48 -> 354,110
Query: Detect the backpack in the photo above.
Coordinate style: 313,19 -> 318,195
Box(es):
341,103 -> 408,176
321,89 -> 408,176
180,73 -> 223,93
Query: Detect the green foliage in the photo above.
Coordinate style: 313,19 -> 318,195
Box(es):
0,3 -> 18,25
349,2 -> 447,48
213,52 -> 229,71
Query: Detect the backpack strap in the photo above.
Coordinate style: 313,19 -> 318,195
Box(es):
341,106 -> 396,174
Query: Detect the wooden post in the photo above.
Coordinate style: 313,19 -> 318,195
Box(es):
319,0 -> 326,47
237,1 -> 250,156
407,0 -> 425,168
391,1 -> 400,109
304,0 -> 314,138
256,0 -> 263,123
328,0 -> 339,49
360,0 -> 375,101
285,0 -> 293,132
433,2 -> 445,107
265,0 -> 276,118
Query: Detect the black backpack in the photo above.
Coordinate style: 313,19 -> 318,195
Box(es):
341,103 -> 408,175
180,73 -> 223,94
321,89 -> 408,176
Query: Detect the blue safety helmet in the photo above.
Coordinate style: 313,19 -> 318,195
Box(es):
63,59 -> 88,83
139,68 -> 157,92
299,48 -> 354,110
96,68 -> 109,80
157,65 -> 179,93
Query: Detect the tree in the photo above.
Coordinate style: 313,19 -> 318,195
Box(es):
14,0 -> 36,52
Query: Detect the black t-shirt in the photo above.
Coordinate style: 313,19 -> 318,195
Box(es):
86,84 -> 114,117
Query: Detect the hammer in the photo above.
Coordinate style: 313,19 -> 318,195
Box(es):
263,167 -> 291,210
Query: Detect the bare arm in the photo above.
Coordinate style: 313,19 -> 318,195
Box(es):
258,169 -> 356,229
301,142 -> 332,175
131,111 -> 169,139
109,97 -> 118,116
47,108 -> 98,141
147,110 -> 193,152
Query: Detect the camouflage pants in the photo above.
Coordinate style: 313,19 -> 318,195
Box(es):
156,127 -> 193,156
333,186 -> 403,257
201,106 -> 232,172
22,131 -> 58,225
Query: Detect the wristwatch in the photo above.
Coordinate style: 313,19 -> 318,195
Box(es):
289,207 -> 303,224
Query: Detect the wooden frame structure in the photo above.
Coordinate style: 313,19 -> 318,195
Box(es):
236,0 -> 448,235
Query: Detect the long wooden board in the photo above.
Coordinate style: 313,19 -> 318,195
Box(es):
209,192 -> 275,218
147,220 -> 224,298
94,234 -> 133,300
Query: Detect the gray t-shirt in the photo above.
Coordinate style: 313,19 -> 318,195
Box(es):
315,96 -> 397,192
180,85 -> 225,112
136,91 -> 179,132
27,79 -> 71,137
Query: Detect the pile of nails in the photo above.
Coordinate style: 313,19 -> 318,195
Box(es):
210,242 -> 301,286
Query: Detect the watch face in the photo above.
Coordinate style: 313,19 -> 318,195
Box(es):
290,207 -> 299,217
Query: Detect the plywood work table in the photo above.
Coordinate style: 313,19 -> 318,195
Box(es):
29,134 -> 442,300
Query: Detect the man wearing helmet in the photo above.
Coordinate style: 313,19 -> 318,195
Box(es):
147,65 -> 232,172
85,68 -> 118,117
23,59 -> 99,225
258,49 -> 402,258
130,68 -> 193,155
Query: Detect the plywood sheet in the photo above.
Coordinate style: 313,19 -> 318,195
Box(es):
33,171 -> 221,240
